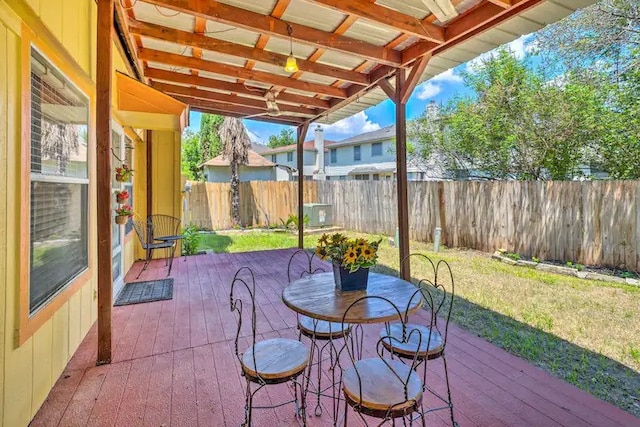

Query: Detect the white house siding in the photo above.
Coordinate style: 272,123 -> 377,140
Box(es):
204,165 -> 276,182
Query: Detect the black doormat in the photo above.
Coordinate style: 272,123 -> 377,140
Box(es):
115,278 -> 174,306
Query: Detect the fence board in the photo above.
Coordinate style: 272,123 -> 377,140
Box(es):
185,180 -> 640,272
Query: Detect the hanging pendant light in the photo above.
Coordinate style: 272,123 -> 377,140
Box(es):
284,24 -> 299,73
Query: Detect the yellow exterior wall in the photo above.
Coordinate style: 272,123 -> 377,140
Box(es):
0,1 -> 172,426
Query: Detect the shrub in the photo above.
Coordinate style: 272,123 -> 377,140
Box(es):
182,225 -> 201,256
506,252 -> 521,261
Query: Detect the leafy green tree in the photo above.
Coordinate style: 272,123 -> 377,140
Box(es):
409,49 -> 606,180
199,113 -> 224,161
267,128 -> 295,148
181,130 -> 203,181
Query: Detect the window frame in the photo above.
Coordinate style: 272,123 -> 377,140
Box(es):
371,142 -> 383,157
287,151 -> 293,162
19,26 -> 96,345
330,148 -> 337,164
353,145 -> 361,161
271,154 -> 277,163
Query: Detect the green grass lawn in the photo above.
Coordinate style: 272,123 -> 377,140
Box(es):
199,230 -> 640,416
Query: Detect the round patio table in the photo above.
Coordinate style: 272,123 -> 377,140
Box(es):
282,271 -> 422,324
282,271 -> 423,424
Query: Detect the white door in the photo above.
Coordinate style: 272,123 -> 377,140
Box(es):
111,123 -> 125,298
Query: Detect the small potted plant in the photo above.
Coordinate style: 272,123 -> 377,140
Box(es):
114,189 -> 129,203
315,233 -> 381,291
115,164 -> 133,182
114,204 -> 133,225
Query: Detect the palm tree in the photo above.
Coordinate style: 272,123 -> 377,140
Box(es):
218,117 -> 251,226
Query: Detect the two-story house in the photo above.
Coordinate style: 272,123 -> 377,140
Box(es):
261,127 -> 337,181
262,125 -> 443,181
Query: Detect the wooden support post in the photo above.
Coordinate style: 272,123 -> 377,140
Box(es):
395,69 -> 411,280
146,130 -> 153,217
297,123 -> 310,248
96,0 -> 114,365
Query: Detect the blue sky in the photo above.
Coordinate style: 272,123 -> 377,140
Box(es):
187,34 -> 535,143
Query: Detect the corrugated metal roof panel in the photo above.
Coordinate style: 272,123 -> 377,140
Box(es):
281,0 -> 346,32
375,0 -> 432,19
203,22 -> 261,47
132,2 -> 194,32
342,19 -> 401,47
146,62 -> 190,75
217,0 -> 278,16
140,37 -> 193,56
264,38 -> 318,59
316,50 -> 366,70
200,50 -> 247,68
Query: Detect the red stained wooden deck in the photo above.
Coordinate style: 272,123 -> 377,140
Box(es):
32,249 -> 638,426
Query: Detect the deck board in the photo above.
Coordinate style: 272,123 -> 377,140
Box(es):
32,249 -> 639,426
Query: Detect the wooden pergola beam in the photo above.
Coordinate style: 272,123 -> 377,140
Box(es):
173,95 -> 310,122
400,54 -> 431,104
487,0 -> 513,8
139,48 -> 348,98
141,0 -> 403,66
297,122 -> 311,248
96,0 -> 114,365
401,0 -> 541,64
153,82 -> 319,116
192,106 -> 306,126
145,68 -> 331,110
306,0 -> 445,43
128,19 -> 371,85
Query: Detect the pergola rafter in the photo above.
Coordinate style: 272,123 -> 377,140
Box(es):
95,0 -> 595,364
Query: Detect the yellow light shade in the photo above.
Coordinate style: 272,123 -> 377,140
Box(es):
285,55 -> 299,73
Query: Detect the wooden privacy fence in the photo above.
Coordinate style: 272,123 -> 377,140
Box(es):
318,180 -> 640,272
185,180 -> 640,272
184,181 -> 317,230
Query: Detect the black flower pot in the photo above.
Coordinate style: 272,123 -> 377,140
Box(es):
332,261 -> 369,292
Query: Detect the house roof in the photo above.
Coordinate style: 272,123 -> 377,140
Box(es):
260,139 -> 337,154
116,1 -> 596,127
202,149 -> 276,167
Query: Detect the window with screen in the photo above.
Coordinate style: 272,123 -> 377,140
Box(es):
371,142 -> 382,157
287,151 -> 293,162
29,48 -> 89,314
353,145 -> 361,161
330,148 -> 337,163
124,136 -> 134,235
271,154 -> 276,163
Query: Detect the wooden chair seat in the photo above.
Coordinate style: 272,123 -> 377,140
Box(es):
298,315 -> 351,339
379,323 -> 444,359
342,358 -> 423,416
242,338 -> 309,382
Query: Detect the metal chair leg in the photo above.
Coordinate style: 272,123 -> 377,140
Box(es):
167,244 -> 176,276
136,248 -> 153,279
442,355 -> 456,426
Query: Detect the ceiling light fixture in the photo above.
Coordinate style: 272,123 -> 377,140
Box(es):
284,24 -> 299,73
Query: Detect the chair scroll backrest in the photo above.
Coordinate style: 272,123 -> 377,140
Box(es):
230,267 -> 258,371
341,296 -> 424,411
147,214 -> 181,239
402,253 -> 455,351
287,249 -> 326,283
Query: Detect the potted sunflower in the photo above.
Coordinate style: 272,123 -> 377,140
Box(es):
315,233 -> 381,291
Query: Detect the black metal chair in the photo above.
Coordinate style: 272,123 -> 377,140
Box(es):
132,219 -> 175,278
287,249 -> 351,417
147,214 -> 183,259
379,254 -> 457,425
339,295 -> 426,425
231,267 -> 309,426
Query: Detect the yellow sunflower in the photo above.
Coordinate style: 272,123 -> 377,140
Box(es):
361,244 -> 375,261
355,238 -> 367,247
315,246 -> 327,260
318,234 -> 329,245
343,248 -> 358,265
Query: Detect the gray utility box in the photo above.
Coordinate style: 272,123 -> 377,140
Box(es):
303,203 -> 333,227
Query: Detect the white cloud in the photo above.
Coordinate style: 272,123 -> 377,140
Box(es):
416,82 -> 442,100
315,111 -> 381,136
414,67 -> 463,101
